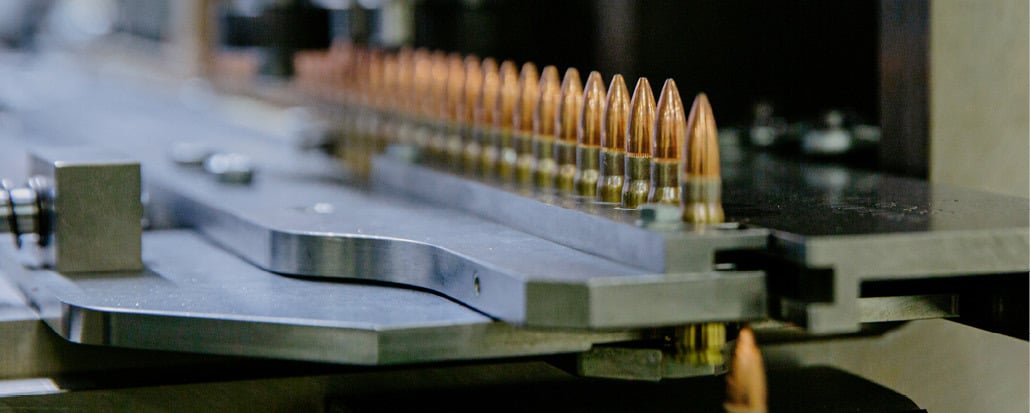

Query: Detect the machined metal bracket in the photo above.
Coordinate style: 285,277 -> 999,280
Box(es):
0,147 -> 142,273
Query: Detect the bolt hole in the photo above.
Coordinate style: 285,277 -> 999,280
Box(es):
473,273 -> 480,296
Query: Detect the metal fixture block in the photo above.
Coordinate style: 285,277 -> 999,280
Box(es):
29,147 -> 142,272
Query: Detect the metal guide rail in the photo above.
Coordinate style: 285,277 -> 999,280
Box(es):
0,61 -> 1026,376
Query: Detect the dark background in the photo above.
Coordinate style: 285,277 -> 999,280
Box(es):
413,0 -> 879,126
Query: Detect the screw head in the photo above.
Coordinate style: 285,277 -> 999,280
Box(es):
204,153 -> 254,184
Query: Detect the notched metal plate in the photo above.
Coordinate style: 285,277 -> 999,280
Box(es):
2,231 -> 641,365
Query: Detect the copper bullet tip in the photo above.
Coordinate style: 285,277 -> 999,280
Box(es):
602,74 -> 630,151
495,60 -> 519,130
685,92 -> 720,177
725,327 -> 767,413
626,77 -> 656,156
557,68 -> 584,143
654,79 -> 686,161
573,71 -> 602,148
534,65 -> 561,137
514,62 -> 540,133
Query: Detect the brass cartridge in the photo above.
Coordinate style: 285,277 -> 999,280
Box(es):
467,58 -> 498,176
622,77 -> 655,208
531,66 -> 561,189
512,63 -> 540,186
597,74 -> 629,203
649,79 -> 686,205
488,60 -> 519,179
554,68 -> 583,193
575,71 -> 605,197
681,93 -> 725,224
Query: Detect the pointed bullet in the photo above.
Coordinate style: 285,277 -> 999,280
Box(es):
464,58 -> 497,175
392,48 -> 419,146
446,54 -> 468,124
622,77 -> 655,208
396,48 -> 415,116
424,52 -> 456,164
554,68 -> 583,192
681,93 -> 725,223
597,74 -> 629,203
365,49 -> 384,109
574,71 -> 605,197
513,63 -> 540,185
489,60 -> 519,179
378,53 -> 402,148
649,79 -> 686,205
463,56 -> 486,126
444,55 -> 478,170
412,49 -> 433,122
381,53 -> 399,114
408,49 -> 435,154
429,51 -> 451,121
531,66 -> 561,189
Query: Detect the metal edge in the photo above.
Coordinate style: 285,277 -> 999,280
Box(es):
772,227 -> 1029,334
154,180 -> 768,329
370,154 -> 770,273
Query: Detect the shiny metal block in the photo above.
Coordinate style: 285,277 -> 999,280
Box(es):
29,147 -> 142,272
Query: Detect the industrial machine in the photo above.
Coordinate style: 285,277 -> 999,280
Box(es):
0,1 -> 1026,412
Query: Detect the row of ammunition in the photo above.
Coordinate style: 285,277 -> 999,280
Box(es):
294,44 -> 724,224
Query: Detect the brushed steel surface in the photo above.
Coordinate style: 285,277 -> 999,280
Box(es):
1,230 -> 641,365
2,58 -> 1026,337
371,155 -> 769,274
1,76 -> 768,329
725,152 -> 1029,332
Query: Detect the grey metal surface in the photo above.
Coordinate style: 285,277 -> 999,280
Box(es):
1,74 -> 767,329
142,164 -> 765,329
857,295 -> 957,323
2,57 -> 1026,337
724,152 -> 1029,333
27,147 -> 142,272
1,230 -> 641,365
371,155 -> 770,274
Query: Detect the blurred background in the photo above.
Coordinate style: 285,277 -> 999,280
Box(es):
0,1 -> 1026,412
1,0 -> 1025,197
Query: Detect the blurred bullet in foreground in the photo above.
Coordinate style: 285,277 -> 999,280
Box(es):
681,93 -> 725,223
649,79 -> 686,205
724,327 -> 767,413
622,77 -> 655,208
